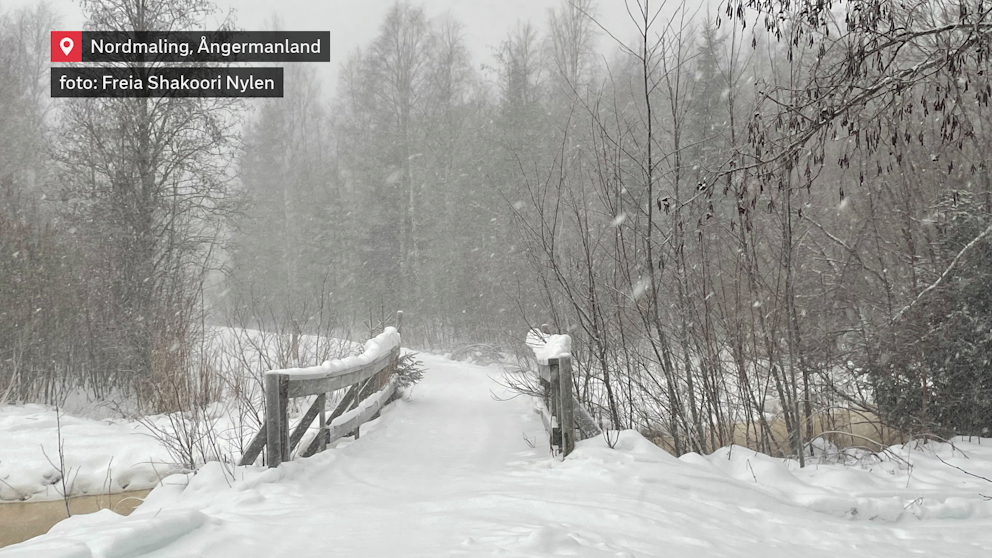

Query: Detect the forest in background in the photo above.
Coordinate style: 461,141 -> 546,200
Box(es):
2,0 -> 991,460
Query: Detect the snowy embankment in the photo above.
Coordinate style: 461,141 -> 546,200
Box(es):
0,406 -> 172,501
5,354 -> 992,557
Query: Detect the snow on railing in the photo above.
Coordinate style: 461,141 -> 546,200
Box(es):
275,327 -> 401,380
526,328 -> 572,366
239,312 -> 404,468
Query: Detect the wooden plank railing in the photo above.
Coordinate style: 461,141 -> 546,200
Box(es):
528,326 -> 602,457
239,311 -> 404,468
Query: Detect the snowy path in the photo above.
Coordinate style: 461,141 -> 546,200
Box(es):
6,354 -> 992,557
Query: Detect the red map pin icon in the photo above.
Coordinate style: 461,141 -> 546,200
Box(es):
51,31 -> 82,62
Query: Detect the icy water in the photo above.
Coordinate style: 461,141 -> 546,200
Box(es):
0,490 -> 150,547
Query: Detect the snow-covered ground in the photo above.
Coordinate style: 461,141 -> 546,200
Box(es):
4,354 -> 992,557
0,405 -> 174,502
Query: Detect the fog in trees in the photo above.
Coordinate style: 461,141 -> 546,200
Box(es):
3,0 -> 992,460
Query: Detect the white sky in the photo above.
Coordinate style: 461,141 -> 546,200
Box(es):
5,0 -> 712,93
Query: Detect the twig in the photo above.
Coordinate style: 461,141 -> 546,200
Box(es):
105,456 -> 114,508
0,476 -> 29,501
934,454 -> 992,485
746,459 -> 758,483
55,407 -> 70,517
891,224 -> 992,323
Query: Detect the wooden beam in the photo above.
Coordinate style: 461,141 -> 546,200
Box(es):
317,393 -> 327,453
351,375 -> 378,439
326,379 -> 397,446
548,359 -> 561,454
285,349 -> 396,398
558,356 -> 575,456
288,395 -> 324,456
537,362 -> 551,382
278,375 -> 290,462
572,395 -> 602,440
265,373 -> 289,468
538,400 -> 553,434
238,423 -> 267,467
548,359 -> 560,422
300,383 -> 360,458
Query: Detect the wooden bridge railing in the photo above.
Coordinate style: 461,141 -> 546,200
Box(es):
527,326 -> 602,457
239,311 -> 404,468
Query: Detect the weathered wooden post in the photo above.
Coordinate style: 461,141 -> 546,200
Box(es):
265,372 -> 290,468
558,356 -> 575,456
317,393 -> 327,453
396,310 -> 404,334
548,358 -> 561,449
